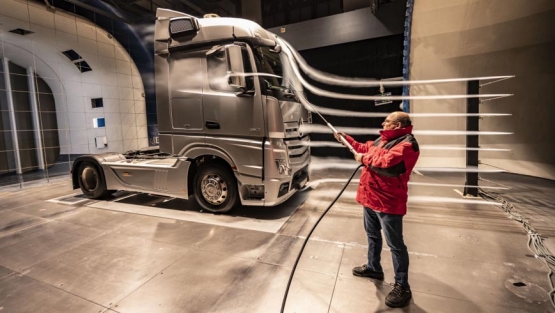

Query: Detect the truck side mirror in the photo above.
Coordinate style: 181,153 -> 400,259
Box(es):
270,44 -> 281,53
225,45 -> 247,90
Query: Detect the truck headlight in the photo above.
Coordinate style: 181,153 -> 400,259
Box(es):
270,138 -> 286,148
275,159 -> 291,175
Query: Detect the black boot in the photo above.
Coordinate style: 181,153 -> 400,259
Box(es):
352,264 -> 384,280
385,283 -> 412,308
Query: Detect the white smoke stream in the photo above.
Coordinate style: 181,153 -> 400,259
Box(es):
302,105 -> 512,117
412,167 -> 504,173
302,141 -> 510,152
308,157 -> 505,173
276,37 -> 513,101
280,39 -> 513,87
300,124 -> 512,136
306,178 -> 508,190
419,146 -> 510,151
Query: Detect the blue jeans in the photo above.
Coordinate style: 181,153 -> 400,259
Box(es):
363,206 -> 410,289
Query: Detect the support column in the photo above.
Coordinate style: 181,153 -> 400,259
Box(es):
2,57 -> 22,175
463,80 -> 479,197
27,67 -> 45,170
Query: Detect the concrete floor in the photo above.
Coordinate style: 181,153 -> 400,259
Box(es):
0,169 -> 553,312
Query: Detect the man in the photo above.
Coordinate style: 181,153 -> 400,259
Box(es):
335,111 -> 419,308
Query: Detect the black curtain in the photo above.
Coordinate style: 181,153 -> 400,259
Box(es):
299,34 -> 404,158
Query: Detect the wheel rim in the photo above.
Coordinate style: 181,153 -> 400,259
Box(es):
81,167 -> 98,192
200,173 -> 228,205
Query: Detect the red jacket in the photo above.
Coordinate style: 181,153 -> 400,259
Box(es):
345,126 -> 419,215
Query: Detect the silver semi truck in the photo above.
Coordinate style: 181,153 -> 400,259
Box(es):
71,8 -> 311,213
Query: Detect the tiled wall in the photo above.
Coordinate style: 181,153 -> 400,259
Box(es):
0,0 -> 148,182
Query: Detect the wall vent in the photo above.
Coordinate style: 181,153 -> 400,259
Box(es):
76,61 -> 92,73
62,49 -> 82,61
61,49 -> 92,73
91,98 -> 103,108
9,28 -> 33,35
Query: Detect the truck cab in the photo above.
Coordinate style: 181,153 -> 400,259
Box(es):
71,9 -> 310,213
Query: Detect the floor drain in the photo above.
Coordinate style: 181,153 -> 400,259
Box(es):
513,282 -> 526,287
58,194 -> 87,203
47,193 -> 90,205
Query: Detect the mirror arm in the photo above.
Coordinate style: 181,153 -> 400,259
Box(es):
235,90 -> 255,97
229,84 -> 254,97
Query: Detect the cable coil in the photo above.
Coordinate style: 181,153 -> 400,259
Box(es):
480,188 -> 555,309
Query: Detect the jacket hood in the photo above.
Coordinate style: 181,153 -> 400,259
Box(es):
379,125 -> 413,141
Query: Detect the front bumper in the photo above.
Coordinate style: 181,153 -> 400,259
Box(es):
238,165 -> 309,207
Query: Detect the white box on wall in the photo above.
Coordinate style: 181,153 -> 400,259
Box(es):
95,136 -> 107,148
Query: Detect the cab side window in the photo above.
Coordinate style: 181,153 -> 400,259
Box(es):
241,48 -> 254,91
207,50 -> 234,92
206,47 -> 254,92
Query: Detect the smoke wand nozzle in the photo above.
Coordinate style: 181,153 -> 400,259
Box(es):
327,123 -> 356,155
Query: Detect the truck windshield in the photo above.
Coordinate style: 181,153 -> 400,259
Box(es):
255,47 -> 286,90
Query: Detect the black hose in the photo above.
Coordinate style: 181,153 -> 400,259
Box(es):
280,164 -> 364,313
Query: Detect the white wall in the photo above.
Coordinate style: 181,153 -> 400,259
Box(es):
410,0 -> 555,180
0,0 -> 148,156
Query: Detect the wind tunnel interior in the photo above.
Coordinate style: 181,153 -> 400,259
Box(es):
0,0 -> 555,312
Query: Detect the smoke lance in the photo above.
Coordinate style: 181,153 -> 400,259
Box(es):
294,91 -> 356,155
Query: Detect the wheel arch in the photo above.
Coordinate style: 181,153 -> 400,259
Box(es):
187,154 -> 235,197
72,156 -> 105,189
182,147 -> 237,196
71,153 -> 125,189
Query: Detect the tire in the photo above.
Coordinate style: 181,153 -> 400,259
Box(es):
77,161 -> 112,199
193,163 -> 239,213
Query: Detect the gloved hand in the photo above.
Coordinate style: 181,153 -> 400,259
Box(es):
355,153 -> 364,164
334,132 -> 347,145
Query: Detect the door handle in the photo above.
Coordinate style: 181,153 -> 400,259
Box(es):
205,121 -> 220,129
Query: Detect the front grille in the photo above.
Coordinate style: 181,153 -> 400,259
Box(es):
289,149 -> 308,159
288,144 -> 304,150
287,135 -> 310,163
283,134 -> 309,141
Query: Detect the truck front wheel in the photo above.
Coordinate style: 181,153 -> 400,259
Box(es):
193,163 -> 239,213
78,161 -> 112,199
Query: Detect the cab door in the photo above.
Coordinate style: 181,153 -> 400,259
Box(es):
201,44 -> 265,179
166,51 -> 206,155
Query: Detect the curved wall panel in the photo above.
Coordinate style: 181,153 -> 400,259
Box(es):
410,0 -> 555,180
0,0 -> 148,181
